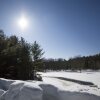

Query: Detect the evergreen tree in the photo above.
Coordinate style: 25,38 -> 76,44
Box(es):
31,41 -> 44,72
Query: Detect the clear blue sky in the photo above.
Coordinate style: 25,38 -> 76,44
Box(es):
0,0 -> 100,59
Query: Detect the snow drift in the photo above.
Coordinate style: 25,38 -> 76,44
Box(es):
0,78 -> 100,100
0,79 -> 43,100
38,83 -> 59,100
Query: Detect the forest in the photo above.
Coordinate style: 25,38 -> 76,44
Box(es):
0,30 -> 100,80
0,30 -> 44,80
42,54 -> 100,71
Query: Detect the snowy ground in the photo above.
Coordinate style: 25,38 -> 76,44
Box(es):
0,71 -> 100,100
41,71 -> 100,87
40,71 -> 100,97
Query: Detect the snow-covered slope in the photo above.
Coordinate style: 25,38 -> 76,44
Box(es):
0,78 -> 60,100
0,79 -> 43,100
0,71 -> 100,100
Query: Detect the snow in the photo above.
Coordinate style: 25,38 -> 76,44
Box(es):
40,71 -> 100,96
0,78 -> 15,90
0,89 -> 5,97
41,71 -> 100,87
0,79 -> 42,100
0,71 -> 100,100
38,83 -> 59,100
19,82 -> 42,100
59,91 -> 100,100
41,76 -> 100,96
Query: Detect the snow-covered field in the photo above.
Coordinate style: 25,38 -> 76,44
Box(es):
0,71 -> 100,100
41,71 -> 100,87
41,71 -> 100,95
41,71 -> 100,99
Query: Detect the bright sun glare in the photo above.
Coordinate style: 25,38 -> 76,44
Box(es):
18,15 -> 28,30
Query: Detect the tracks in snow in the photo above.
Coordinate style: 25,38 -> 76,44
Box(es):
43,76 -> 95,86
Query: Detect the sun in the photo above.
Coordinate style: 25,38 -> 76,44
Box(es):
18,15 -> 28,30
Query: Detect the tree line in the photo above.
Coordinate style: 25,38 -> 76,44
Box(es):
41,54 -> 100,71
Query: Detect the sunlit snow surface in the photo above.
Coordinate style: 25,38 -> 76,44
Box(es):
40,71 -> 100,96
0,71 -> 100,100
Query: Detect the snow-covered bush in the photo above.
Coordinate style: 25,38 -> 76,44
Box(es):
0,78 -> 15,90
0,81 -> 43,100
19,82 -> 42,100
39,83 -> 59,100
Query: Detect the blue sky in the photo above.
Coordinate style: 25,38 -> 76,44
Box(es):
0,0 -> 100,59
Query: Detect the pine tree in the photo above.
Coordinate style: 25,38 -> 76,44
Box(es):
31,41 -> 44,72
